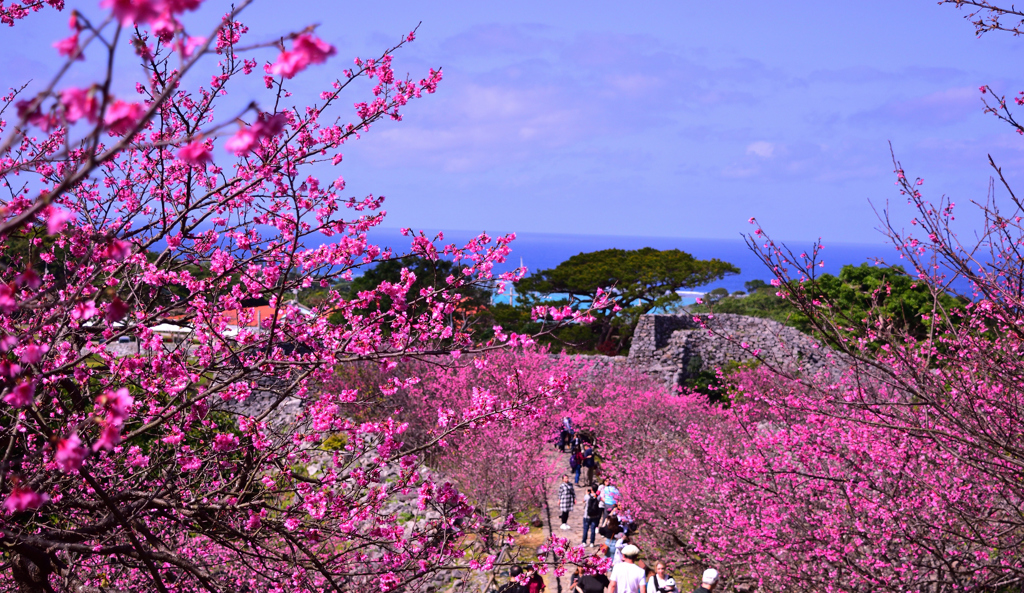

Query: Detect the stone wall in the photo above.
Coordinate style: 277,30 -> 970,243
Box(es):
628,313 -> 832,387
627,315 -> 695,367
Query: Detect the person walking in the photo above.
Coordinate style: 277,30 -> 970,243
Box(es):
559,417 -> 574,452
600,478 -> 621,520
647,562 -> 678,593
569,447 -> 584,485
609,544 -> 646,593
558,475 -> 576,530
611,534 -> 627,565
599,507 -> 624,559
575,569 -> 610,593
582,485 -> 602,546
692,569 -> 718,593
582,442 -> 596,485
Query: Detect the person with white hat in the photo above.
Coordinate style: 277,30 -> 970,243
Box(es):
609,544 -> 646,593
693,568 -> 719,593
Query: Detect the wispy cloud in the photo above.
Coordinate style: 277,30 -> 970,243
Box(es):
440,23 -> 556,56
852,87 -> 982,126
746,141 -> 778,158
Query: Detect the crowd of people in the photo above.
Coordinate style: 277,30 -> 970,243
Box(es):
530,418 -> 722,593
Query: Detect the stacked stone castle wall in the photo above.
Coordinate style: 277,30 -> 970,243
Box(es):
627,313 -> 832,387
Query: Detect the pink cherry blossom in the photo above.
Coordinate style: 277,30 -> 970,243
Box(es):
16,98 -> 55,130
224,126 -> 258,155
14,269 -> 40,289
212,432 -> 239,452
55,433 -> 86,472
101,0 -> 162,26
103,99 -> 145,136
178,35 -> 205,58
102,239 -> 132,261
178,140 -> 212,166
224,113 -> 287,156
0,8 -> 582,590
0,284 -> 16,314
252,112 -> 287,137
92,423 -> 121,452
46,206 -> 72,235
19,343 -> 47,365
163,0 -> 201,12
53,33 -> 81,59
70,300 -> 98,321
126,446 -> 150,467
4,486 -> 48,513
96,387 -> 133,425
269,33 -> 336,79
268,50 -> 306,79
104,298 -> 129,323
3,380 -> 34,407
150,10 -> 177,41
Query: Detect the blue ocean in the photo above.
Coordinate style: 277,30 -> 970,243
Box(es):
364,228 -> 900,302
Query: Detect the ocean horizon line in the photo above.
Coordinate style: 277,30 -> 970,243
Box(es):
367,226 -> 894,250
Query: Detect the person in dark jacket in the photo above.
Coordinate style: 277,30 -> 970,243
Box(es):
576,571 -> 610,593
582,485 -> 602,546
498,566 -> 527,593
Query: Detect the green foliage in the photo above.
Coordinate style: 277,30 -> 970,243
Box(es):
744,279 -> 769,293
791,263 -> 964,341
0,228 -> 71,289
692,283 -> 800,326
682,357 -> 761,405
518,248 -> 738,353
303,255 -> 498,333
694,264 -> 964,343
706,287 -> 729,303
298,280 -> 351,309
487,302 -> 606,353
347,256 -> 490,317
320,433 -> 349,451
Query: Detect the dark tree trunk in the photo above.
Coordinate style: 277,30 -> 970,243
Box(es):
11,550 -> 56,593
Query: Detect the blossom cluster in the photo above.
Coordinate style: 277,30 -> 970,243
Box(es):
0,0 -> 582,590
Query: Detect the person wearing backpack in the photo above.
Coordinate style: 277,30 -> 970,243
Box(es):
569,448 -> 584,485
582,443 -> 596,485
647,562 -> 678,593
582,485 -> 602,546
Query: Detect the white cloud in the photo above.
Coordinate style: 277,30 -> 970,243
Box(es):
746,141 -> 777,158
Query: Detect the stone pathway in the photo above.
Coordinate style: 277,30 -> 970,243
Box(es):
542,447 -> 599,593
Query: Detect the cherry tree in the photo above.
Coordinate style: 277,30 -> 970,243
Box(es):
0,0 -> 607,591
619,2 -> 1024,588
556,4 -> 1024,590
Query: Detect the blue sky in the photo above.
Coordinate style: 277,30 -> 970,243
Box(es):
3,0 -> 1023,244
